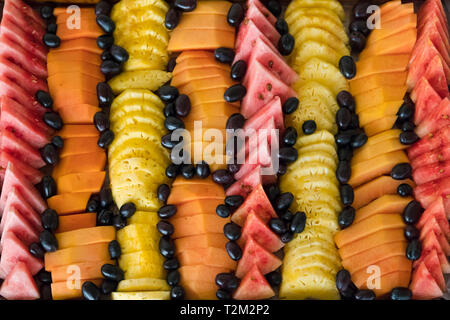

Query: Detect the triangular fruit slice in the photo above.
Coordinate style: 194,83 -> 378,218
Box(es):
417,21 -> 450,68
241,60 -> 296,119
417,196 -> 450,238
235,236 -> 282,278
411,77 -> 442,125
410,261 -> 443,300
1,206 -> 39,248
226,165 -> 262,198
408,126 -> 450,160
231,184 -> 277,226
412,55 -> 449,99
245,36 -> 298,86
245,4 -> 280,46
1,129 -> 46,169
410,144 -> 450,170
422,249 -> 447,291
243,96 -> 284,132
0,261 -> 39,300
419,217 -> 450,255
238,211 -> 284,252
0,57 -> 48,95
416,97 -> 450,138
412,160 -> 450,185
0,232 -> 43,277
233,264 -> 275,300
247,0 -> 277,25
413,230 -> 450,273
0,151 -> 43,185
0,163 -> 47,214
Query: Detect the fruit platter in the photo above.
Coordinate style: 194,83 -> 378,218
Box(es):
0,0 -> 448,302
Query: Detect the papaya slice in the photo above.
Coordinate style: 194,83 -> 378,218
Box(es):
52,152 -> 106,179
47,192 -> 91,215
55,226 -> 116,250
50,259 -> 113,283
58,125 -> 99,139
185,102 -> 237,119
54,7 -> 96,22
352,138 -> 408,164
349,150 -> 409,187
56,213 -> 97,233
168,29 -> 235,52
56,171 -> 106,194
171,214 -> 228,239
58,104 -> 100,125
179,76 -> 236,96
354,195 -> 412,224
338,228 -> 406,260
57,18 -> 102,41
47,60 -> 103,80
356,270 -> 411,296
183,0 -> 232,15
353,54 -> 410,80
52,38 -> 102,55
48,73 -> 99,94
335,213 -> 405,248
175,233 -> 228,253
353,176 -> 415,210
179,279 -> 218,300
173,57 -> 229,77
380,2 -> 414,23
175,198 -> 223,217
175,14 -> 234,32
179,265 -> 229,300
45,242 -> 110,270
360,129 -> 403,147
358,101 -> 403,127
167,181 -> 225,205
47,50 -> 101,66
60,137 -> 102,158
176,51 -> 214,63
359,29 -> 416,59
51,279 -> 102,300
349,72 -> 408,96
171,67 -> 230,87
367,14 -> 417,46
177,247 -> 236,270
342,241 -> 408,274
185,116 -> 229,131
364,115 -> 397,137
189,87 -> 239,108
52,90 -> 98,110
355,86 -> 408,114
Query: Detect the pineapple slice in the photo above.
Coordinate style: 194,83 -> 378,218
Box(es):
108,139 -> 170,169
284,162 -> 337,181
119,250 -> 165,279
117,278 -> 170,292
113,89 -> 164,110
298,143 -> 338,162
287,151 -> 338,173
110,170 -> 162,190
285,0 -> 345,20
115,22 -> 169,48
296,129 -> 336,148
113,7 -> 167,30
294,58 -> 349,96
283,248 -> 341,273
111,291 -> 170,300
112,183 -> 161,211
285,7 -> 342,26
123,56 -> 167,72
128,211 -> 160,225
110,157 -> 167,181
111,0 -> 169,17
281,174 -> 339,197
293,190 -> 342,213
292,40 -> 343,69
117,224 -> 160,253
294,81 -> 339,115
120,41 -> 169,62
110,101 -> 165,123
288,15 -> 348,45
108,70 -> 172,95
287,226 -> 339,251
111,111 -> 166,134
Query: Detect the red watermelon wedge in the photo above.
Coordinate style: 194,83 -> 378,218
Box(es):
0,261 -> 39,300
416,196 -> 450,237
1,206 -> 39,248
410,261 -> 443,300
410,77 -> 442,125
408,125 -> 450,159
247,0 -> 277,25
410,144 -> 450,170
227,165 -> 262,198
0,57 -> 48,95
233,264 -> 275,300
245,4 -> 280,46
416,97 -> 450,138
1,129 -> 46,169
0,152 -> 44,186
410,55 -> 448,100
414,176 -> 450,213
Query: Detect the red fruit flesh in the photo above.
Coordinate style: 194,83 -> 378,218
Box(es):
233,264 -> 275,300
413,231 -> 450,273
0,129 -> 46,169
415,22 -> 450,70
247,0 -> 277,25
422,249 -> 447,292
414,176 -> 450,213
8,0 -> 46,29
410,261 -> 443,300
227,165 -> 262,198
410,143 -> 450,170
412,160 -> 450,185
3,0 -> 45,43
416,196 -> 450,237
245,5 -> 280,46
244,96 -> 285,131
410,55 -> 448,100
0,261 -> 39,300
415,97 -> 449,138
411,77 -> 443,125
419,218 -> 450,255
408,125 -> 450,159
1,206 -> 39,248
0,152 -> 43,186
0,58 -> 48,95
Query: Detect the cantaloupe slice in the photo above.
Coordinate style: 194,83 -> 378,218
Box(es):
51,279 -> 102,300
168,29 -> 235,52
338,228 -> 406,260
359,29 -> 417,59
56,213 -> 97,233
353,54 -> 410,80
367,14 -> 417,46
358,100 -> 404,127
177,247 -> 236,270
58,104 -> 100,125
352,138 -> 408,164
47,49 -> 101,66
53,38 -> 102,55
335,213 -> 405,248
175,233 -> 228,253
353,176 -> 415,210
184,0 -> 232,15
179,76 -> 235,95
49,260 -> 113,282
349,150 -> 409,187
363,115 -> 397,137
54,7 -> 96,22
185,102 -> 237,119
342,241 -> 408,273
354,195 -> 413,224
47,60 -> 103,80
179,265 -> 229,284
176,50 -> 214,63
171,214 -> 228,239
57,18 -> 102,40
58,125 -> 99,139
48,73 -> 99,95
173,57 -> 229,77
349,72 -> 408,96
52,90 -> 98,110
56,171 -> 106,194
179,279 -> 218,300
180,15 -> 233,33
171,67 -> 230,87
355,86 -> 408,113
189,87 -> 239,108
360,129 -> 403,147
47,192 -> 91,215
380,2 -> 414,23
167,181 -> 225,205
359,271 -> 411,296
52,152 -> 106,179
55,226 -> 116,250
45,242 -> 110,270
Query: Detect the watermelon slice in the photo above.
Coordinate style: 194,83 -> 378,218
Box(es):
233,264 -> 275,300
0,97 -> 50,149
408,125 -> 450,159
227,165 -> 263,198
1,129 -> 46,169
0,57 -> 48,95
0,35 -> 47,79
238,116 -> 277,160
410,143 -> 450,170
237,211 -> 284,252
1,206 -> 39,248
247,0 -> 277,25
412,160 -> 450,185
235,236 -> 282,278
0,261 -> 39,300
0,152 -> 44,186
245,37 -> 298,86
234,20 -> 279,64
414,176 -> 450,213
422,249 -> 447,292
416,98 -> 450,138
0,163 -> 47,214
232,184 -> 277,226
410,55 -> 449,100
8,0 -> 46,29
413,231 -> 450,273
410,261 -> 443,300
244,96 -> 285,131
418,0 -> 449,41
416,21 -> 450,69
245,5 -> 280,46
241,60 -> 296,119
0,232 -> 43,278
420,219 -> 450,255
410,77 -> 442,125
1,187 -> 42,233
417,196 -> 450,238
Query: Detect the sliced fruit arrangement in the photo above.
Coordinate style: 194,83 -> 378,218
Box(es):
334,0 -> 419,300
0,0 -> 49,300
108,0 -> 172,93
404,0 -> 450,300
280,0 -> 349,300
41,5 -> 125,300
